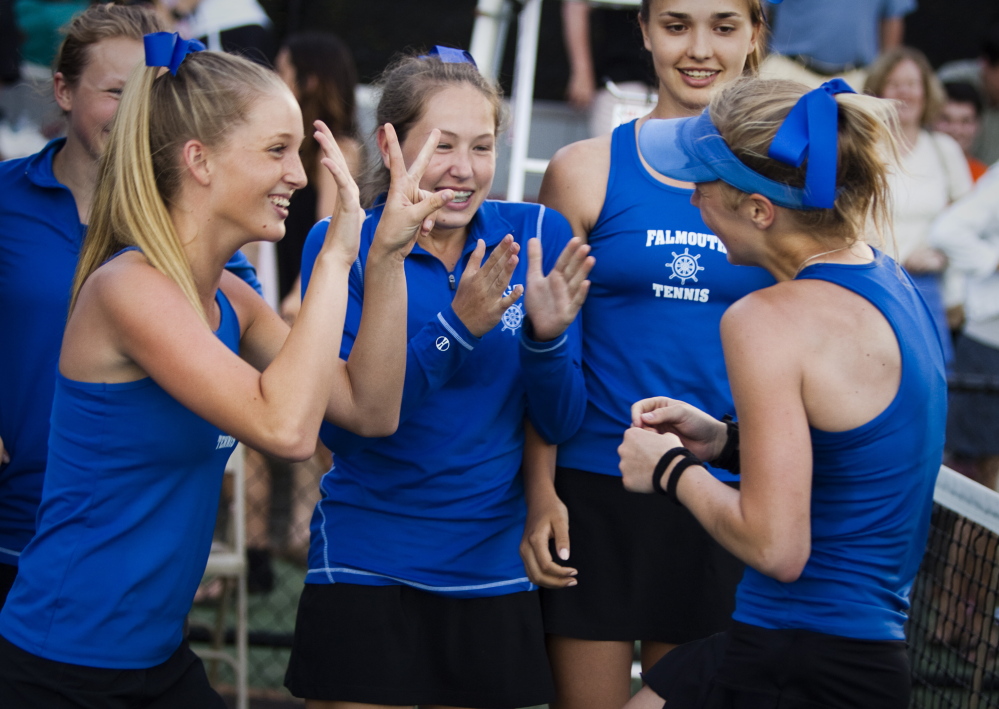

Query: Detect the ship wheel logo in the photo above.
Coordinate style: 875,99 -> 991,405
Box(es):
501,302 -> 524,335
667,248 -> 704,285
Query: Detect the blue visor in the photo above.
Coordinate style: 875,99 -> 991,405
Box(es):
639,79 -> 857,209
639,111 -> 813,209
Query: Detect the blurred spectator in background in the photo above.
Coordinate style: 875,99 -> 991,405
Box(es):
274,31 -> 362,321
0,0 -> 20,87
174,0 -> 276,65
11,0 -> 87,70
560,0 -> 656,136
930,168 -> 999,491
937,81 -> 990,181
938,24 -> 999,166
761,0 -> 915,90
0,0 -> 21,160
865,46 -> 973,366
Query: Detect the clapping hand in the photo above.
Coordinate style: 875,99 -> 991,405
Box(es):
451,235 -> 524,337
523,237 -> 593,342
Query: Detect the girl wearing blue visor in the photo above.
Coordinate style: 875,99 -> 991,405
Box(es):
618,78 -> 947,708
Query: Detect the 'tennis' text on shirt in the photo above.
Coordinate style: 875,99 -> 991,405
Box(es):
646,229 -> 722,302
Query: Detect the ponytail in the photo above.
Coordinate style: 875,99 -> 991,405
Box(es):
71,51 -> 284,325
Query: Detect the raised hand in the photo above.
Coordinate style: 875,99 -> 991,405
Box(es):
630,396 -> 727,463
451,235 -> 524,337
372,123 -> 456,258
523,236 -> 593,342
314,120 -> 364,265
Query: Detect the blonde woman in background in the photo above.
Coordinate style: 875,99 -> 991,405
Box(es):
865,46 -> 974,363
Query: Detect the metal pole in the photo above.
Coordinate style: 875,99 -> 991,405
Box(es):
469,0 -> 510,81
506,0 -> 542,202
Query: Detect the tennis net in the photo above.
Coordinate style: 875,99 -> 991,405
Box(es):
910,465 -> 999,708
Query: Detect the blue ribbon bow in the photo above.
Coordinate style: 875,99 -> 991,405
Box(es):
420,45 -> 477,69
767,78 -> 856,209
144,32 -> 205,76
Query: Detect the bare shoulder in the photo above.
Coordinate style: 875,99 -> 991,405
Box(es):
539,134 -> 612,240
722,281 -> 809,336
722,277 -> 893,375
86,250 -> 180,316
61,252 -> 197,381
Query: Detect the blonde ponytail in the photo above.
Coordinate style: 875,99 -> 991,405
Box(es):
71,51 -> 284,325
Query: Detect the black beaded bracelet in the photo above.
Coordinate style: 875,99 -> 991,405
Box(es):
652,447 -> 688,497
710,414 -> 740,475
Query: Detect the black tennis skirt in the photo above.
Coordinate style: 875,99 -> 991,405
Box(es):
643,621 -> 910,708
0,635 -> 225,709
285,581 -> 554,708
541,466 -> 743,643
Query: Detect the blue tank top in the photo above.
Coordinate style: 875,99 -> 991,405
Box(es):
0,289 -> 241,668
733,254 -> 947,641
557,120 -> 775,480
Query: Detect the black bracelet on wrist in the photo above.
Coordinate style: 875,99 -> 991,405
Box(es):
665,456 -> 701,505
652,447 -> 688,496
710,414 -> 740,475
652,446 -> 702,505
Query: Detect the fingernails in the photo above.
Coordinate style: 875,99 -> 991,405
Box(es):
567,579 -> 578,587
558,548 -> 569,560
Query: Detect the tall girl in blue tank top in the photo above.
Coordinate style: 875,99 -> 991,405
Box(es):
0,38 -> 450,707
619,77 -> 946,708
529,2 -> 772,705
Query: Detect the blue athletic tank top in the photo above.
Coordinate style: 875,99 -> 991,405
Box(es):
733,253 -> 947,641
557,120 -> 775,481
0,289 -> 241,668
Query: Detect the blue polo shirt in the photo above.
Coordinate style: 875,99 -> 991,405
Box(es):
299,199 -> 585,596
0,139 -> 260,567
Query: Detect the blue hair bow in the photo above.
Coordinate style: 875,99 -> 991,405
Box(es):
144,32 -> 205,76
767,78 -> 856,209
420,45 -> 477,69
